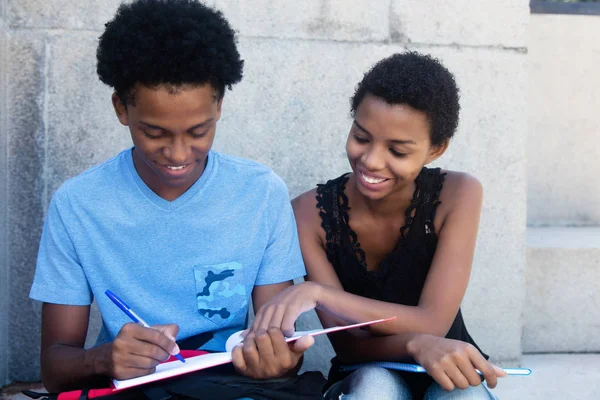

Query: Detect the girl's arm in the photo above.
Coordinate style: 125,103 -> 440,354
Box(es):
251,172 -> 483,338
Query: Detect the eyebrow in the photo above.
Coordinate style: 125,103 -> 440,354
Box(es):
140,119 -> 214,132
353,120 -> 416,145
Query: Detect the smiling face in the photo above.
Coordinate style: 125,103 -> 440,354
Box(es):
112,83 -> 223,201
346,94 -> 448,202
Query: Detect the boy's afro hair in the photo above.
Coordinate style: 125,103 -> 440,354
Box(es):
97,0 -> 244,103
351,52 -> 460,146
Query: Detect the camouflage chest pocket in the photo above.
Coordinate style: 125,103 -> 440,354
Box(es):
193,262 -> 248,327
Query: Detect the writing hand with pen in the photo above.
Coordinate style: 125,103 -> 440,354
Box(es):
104,290 -> 184,380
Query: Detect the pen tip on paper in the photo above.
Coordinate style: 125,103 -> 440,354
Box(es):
175,353 -> 185,363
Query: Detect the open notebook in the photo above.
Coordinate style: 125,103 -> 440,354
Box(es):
112,317 -> 395,390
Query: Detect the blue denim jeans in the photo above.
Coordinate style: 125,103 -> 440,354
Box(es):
324,365 -> 499,400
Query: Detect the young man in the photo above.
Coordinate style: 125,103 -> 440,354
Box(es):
29,0 -> 313,393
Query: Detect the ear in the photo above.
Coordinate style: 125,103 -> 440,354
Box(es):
215,95 -> 224,121
111,93 -> 129,126
425,140 -> 449,165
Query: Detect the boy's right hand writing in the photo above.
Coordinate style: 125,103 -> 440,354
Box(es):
103,323 -> 181,380
406,334 -> 506,391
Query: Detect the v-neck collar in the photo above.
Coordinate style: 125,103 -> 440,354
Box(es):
338,171 -> 424,276
125,148 -> 215,211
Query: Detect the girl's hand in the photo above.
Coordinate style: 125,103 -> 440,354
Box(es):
249,282 -> 322,337
232,327 -> 314,379
407,334 -> 506,391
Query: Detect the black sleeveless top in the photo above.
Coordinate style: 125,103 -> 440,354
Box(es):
317,168 -> 487,398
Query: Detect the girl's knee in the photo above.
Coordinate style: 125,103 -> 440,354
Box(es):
336,366 -> 412,400
424,382 -> 498,400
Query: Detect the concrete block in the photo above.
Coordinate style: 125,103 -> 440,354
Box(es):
524,227 -> 600,353
44,32 -> 131,198
493,354 -> 600,400
214,0 -> 389,42
7,31 -> 46,382
216,37 -> 527,364
214,37 -> 393,199
527,14 -> 600,226
426,47 -> 527,365
391,0 -> 528,48
8,0 -> 123,30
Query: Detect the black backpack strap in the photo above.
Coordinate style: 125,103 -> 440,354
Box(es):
176,331 -> 214,350
142,386 -> 173,400
78,387 -> 90,400
21,390 -> 55,400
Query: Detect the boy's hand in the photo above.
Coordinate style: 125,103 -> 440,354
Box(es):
250,282 -> 322,337
407,334 -> 506,391
104,323 -> 181,380
231,327 -> 314,379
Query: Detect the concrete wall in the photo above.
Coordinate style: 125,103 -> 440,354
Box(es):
524,228 -> 600,353
1,0 -> 9,388
528,13 -> 600,226
1,0 -> 529,382
523,13 -> 600,355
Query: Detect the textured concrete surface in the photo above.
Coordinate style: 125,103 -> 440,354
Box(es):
528,14 -> 600,226
523,227 -> 600,353
493,354 -> 600,400
1,0 -> 9,388
391,0 -> 528,47
7,31 -> 47,382
4,354 -> 600,399
214,0 -> 389,42
8,0 -> 124,30
43,32 -> 129,197
2,0 -> 529,383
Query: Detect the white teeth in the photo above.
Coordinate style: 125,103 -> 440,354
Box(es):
361,173 -> 386,184
167,165 -> 185,170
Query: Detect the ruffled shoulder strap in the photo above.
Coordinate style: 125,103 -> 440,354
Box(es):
411,167 -> 446,236
315,174 -> 367,266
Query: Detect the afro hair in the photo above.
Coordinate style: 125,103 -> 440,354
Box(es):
351,52 -> 460,147
96,0 -> 244,105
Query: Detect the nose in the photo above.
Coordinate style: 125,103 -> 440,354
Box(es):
360,145 -> 385,171
163,135 -> 190,165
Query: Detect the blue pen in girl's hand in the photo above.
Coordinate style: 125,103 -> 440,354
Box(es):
105,289 -> 185,363
339,361 -> 531,376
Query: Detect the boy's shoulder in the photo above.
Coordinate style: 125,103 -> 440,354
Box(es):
212,151 -> 286,189
213,151 -> 270,172
55,149 -> 129,200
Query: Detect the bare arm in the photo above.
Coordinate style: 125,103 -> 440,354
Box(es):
40,303 -> 111,392
41,303 -> 180,393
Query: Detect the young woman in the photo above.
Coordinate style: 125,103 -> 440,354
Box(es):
251,52 -> 505,399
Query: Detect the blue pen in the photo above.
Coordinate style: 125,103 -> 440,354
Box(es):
105,289 -> 185,363
339,361 -> 531,376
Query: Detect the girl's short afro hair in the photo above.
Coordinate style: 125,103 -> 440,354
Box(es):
97,0 -> 244,104
351,52 -> 460,146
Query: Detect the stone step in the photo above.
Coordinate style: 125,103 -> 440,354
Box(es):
5,354 -> 599,399
523,227 -> 600,353
493,354 -> 600,400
